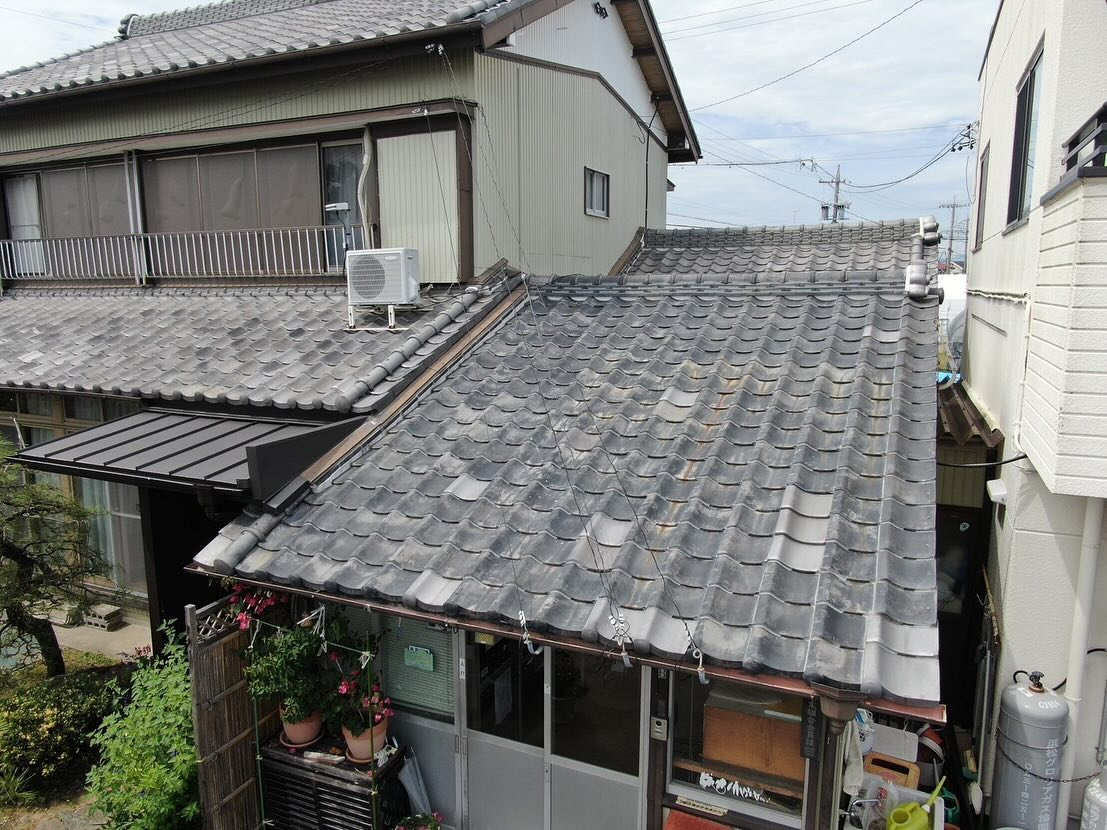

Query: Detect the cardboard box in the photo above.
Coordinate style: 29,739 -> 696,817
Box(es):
702,689 -> 805,783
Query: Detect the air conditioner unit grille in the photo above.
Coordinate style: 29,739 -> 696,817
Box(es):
349,255 -> 387,300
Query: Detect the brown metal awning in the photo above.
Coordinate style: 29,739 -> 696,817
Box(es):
16,408 -> 361,500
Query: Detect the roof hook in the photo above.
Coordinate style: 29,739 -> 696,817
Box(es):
610,611 -> 632,668
519,611 -> 543,656
693,647 -> 709,685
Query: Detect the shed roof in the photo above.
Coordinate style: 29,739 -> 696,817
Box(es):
0,283 -> 506,413
196,269 -> 940,704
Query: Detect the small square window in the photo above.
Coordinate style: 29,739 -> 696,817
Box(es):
585,168 -> 610,218
21,393 -> 55,418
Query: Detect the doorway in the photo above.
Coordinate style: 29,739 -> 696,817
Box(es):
460,633 -> 644,830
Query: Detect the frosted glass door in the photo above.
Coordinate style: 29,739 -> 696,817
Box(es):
3,175 -> 45,275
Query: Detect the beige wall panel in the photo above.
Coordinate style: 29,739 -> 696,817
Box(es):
0,54 -> 473,158
471,54 -> 667,276
378,131 -> 459,284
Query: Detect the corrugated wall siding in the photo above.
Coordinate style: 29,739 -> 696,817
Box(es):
0,53 -> 473,158
471,54 -> 668,276
937,444 -> 987,508
379,130 -> 459,283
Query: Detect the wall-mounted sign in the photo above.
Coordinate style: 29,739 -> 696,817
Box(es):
404,645 -> 434,672
474,632 -> 496,646
698,771 -> 771,805
801,698 -> 820,759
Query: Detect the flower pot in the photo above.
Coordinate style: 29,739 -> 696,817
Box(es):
342,717 -> 389,762
280,707 -> 323,747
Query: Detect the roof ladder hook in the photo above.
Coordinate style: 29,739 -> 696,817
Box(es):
519,611 -> 543,656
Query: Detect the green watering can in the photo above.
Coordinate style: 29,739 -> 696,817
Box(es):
886,777 -> 946,830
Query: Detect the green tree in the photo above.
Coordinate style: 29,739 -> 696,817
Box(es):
0,438 -> 106,676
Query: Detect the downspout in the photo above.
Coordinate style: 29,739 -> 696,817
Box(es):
358,126 -> 374,247
1057,496 -> 1105,828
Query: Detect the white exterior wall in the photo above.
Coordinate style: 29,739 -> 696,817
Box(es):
471,52 -> 668,276
965,0 -> 1107,820
501,0 -> 663,142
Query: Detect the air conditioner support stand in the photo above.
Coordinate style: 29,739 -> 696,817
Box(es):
346,304 -> 411,333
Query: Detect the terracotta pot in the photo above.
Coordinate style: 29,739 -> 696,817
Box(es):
342,717 -> 390,762
280,707 -> 323,746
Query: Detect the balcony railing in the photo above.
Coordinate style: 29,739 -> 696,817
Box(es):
1063,102 -> 1107,174
0,224 -> 365,283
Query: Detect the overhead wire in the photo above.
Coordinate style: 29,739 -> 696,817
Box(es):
663,0 -> 860,34
689,0 -> 927,112
667,0 -> 876,41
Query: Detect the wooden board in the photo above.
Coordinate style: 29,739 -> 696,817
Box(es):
702,704 -> 806,783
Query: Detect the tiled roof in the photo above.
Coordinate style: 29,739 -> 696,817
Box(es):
623,221 -> 920,277
938,381 -> 1002,447
0,0 -> 527,102
197,272 -> 940,703
0,283 -> 507,413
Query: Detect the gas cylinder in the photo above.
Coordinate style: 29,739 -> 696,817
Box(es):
1082,763 -> 1107,830
990,671 -> 1069,829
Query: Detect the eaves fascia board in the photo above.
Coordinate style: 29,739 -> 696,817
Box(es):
0,22 -> 483,110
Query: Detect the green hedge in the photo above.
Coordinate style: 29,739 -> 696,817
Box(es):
0,667 -> 120,789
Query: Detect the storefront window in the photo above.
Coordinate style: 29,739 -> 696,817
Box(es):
670,674 -> 806,821
551,650 -> 640,775
466,633 -> 543,747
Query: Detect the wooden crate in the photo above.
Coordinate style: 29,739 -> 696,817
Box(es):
702,697 -> 805,783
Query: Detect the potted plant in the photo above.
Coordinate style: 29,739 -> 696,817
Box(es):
244,624 -> 327,746
325,647 -> 394,763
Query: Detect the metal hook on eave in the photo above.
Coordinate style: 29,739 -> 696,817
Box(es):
610,611 -> 633,668
693,648 -> 708,685
519,610 -> 544,656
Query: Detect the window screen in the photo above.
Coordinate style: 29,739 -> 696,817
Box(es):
380,616 -> 454,720
585,168 -> 610,218
41,168 -> 91,238
142,156 -> 201,232
258,145 -> 321,228
86,164 -> 130,235
199,152 -> 258,230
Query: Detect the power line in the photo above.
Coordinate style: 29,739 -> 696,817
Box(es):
658,0 -> 776,25
705,122 -> 970,141
689,0 -> 927,112
0,5 -> 117,33
663,0 -> 859,34
668,0 -> 876,41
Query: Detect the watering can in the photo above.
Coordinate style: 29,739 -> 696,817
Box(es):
887,777 -> 946,830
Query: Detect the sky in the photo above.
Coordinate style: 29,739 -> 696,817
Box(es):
0,0 -> 997,262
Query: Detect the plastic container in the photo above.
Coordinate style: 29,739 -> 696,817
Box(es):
851,774 -> 945,830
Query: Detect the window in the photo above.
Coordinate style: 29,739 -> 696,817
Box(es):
551,650 -> 640,775
974,145 -> 990,249
585,168 -> 610,218
465,632 -> 543,746
670,674 -> 807,823
73,478 -> 147,595
379,615 -> 455,721
1008,51 -> 1043,224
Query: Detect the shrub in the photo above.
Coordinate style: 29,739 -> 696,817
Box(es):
245,624 -> 327,723
0,666 -> 119,789
87,632 -> 199,830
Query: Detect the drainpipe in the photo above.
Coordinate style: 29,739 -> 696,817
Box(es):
1057,496 -> 1105,828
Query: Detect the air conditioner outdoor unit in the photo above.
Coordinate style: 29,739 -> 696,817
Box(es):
345,248 -> 420,306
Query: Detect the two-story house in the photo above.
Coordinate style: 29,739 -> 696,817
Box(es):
966,0 -> 1107,824
0,0 -> 698,641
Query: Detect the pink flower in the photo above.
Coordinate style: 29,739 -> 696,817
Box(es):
338,680 -> 351,695
237,612 -> 251,630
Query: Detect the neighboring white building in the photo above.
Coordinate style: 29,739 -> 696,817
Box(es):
966,0 -> 1107,824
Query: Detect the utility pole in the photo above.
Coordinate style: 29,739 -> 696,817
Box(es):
939,199 -> 967,269
819,165 -> 849,223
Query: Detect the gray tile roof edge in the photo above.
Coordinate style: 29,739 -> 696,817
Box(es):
0,0 -> 533,103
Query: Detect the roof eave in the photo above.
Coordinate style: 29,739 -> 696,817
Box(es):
0,21 -> 484,110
